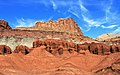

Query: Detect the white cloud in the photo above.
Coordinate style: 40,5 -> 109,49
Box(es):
15,18 -> 46,27
82,15 -> 103,27
67,0 -> 88,19
79,0 -> 88,13
50,0 -> 57,10
15,16 -> 54,28
68,6 -> 81,19
79,0 -> 120,31
101,25 -> 118,29
15,18 -> 37,27
113,27 -> 120,33
66,0 -> 105,31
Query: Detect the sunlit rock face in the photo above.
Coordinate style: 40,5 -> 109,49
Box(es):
35,18 -> 83,36
96,33 -> 120,45
0,20 -> 11,30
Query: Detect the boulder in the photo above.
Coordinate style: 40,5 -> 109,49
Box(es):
110,45 -> 120,53
0,45 -> 12,55
13,45 -> 30,55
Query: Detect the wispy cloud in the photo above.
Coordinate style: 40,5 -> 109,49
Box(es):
15,18 -> 38,27
79,0 -> 88,13
79,0 -> 120,32
68,6 -> 81,19
113,27 -> 120,33
14,16 -> 54,28
101,25 -> 118,29
50,0 -> 57,10
82,15 -> 104,27
47,0 -> 120,32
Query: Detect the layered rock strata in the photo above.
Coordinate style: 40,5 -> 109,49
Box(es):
0,18 -> 94,51
96,33 -> 120,45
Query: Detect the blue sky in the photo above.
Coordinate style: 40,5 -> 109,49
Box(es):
0,0 -> 120,38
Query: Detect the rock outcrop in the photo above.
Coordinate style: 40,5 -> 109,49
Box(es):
0,20 -> 11,30
0,18 -> 95,51
33,39 -> 77,56
33,39 -> 120,56
0,46 -> 119,75
17,18 -> 83,36
0,45 -> 12,55
96,33 -> 120,45
13,45 -> 30,55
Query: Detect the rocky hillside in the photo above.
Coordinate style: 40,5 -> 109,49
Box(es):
0,18 -> 94,51
0,45 -> 119,75
96,33 -> 120,45
0,18 -> 120,75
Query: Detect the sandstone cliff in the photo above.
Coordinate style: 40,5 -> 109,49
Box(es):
96,33 -> 120,45
0,18 -> 94,51
16,18 -> 83,36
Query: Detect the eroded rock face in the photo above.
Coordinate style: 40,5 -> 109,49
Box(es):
13,45 -> 30,55
0,45 -> 12,55
33,39 -> 78,56
33,39 -> 120,56
0,20 -> 11,30
35,18 -> 83,36
89,42 -> 111,55
110,45 -> 120,53
15,18 -> 94,43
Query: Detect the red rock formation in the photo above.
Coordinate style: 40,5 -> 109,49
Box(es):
0,18 -> 119,75
0,18 -> 95,49
13,45 -> 30,55
0,46 -> 120,75
0,20 -> 11,30
89,42 -> 111,55
33,39 -> 78,56
28,46 -> 54,57
0,45 -> 12,55
89,43 -> 102,55
35,18 -> 83,36
33,39 -> 120,56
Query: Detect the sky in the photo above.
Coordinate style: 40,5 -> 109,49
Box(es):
0,0 -> 120,38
